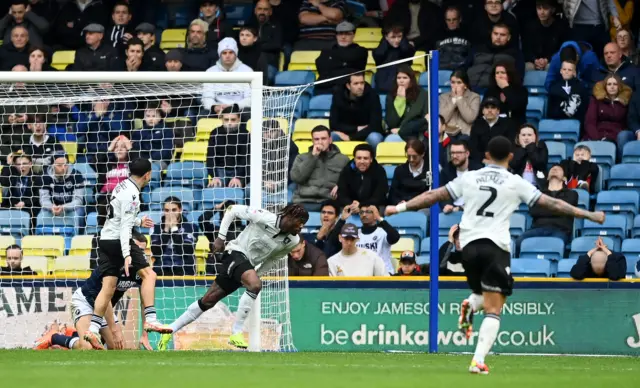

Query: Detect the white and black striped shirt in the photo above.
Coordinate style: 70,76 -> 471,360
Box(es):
100,178 -> 142,258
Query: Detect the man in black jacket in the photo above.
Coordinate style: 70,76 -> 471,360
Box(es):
329,73 -> 383,148
52,0 -> 108,50
0,0 -> 49,47
384,0 -> 444,52
439,140 -> 483,213
251,0 -> 284,70
570,237 -> 627,280
0,25 -> 31,70
288,240 -> 329,276
468,97 -> 517,162
522,0 -> 568,71
467,23 -> 523,89
336,143 -> 388,208
181,19 -> 218,72
136,23 -> 165,71
19,113 -> 64,175
470,0 -> 519,50
373,23 -> 416,93
436,5 -> 471,71
200,0 -> 232,46
72,23 -> 119,71
0,245 -> 37,275
515,164 -> 578,254
39,153 -> 86,219
106,0 -> 134,54
205,106 -> 249,188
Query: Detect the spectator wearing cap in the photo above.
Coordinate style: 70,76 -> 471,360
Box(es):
202,37 -> 253,114
570,237 -> 627,280
328,223 -> 389,276
72,23 -> 119,71
250,0 -> 284,71
393,251 -> 428,276
295,0 -> 346,51
165,49 -> 184,72
182,18 -> 218,71
468,97 -> 517,163
135,23 -> 165,71
356,202 -> 400,274
53,0 -> 108,50
384,0 -> 444,52
438,224 -> 465,276
113,37 -> 145,71
0,0 -> 49,47
336,143 -> 389,208
288,240 -> 329,276
199,0 -> 232,45
0,245 -> 37,275
39,152 -> 86,218
107,0 -> 134,54
19,113 -> 64,175
314,21 -> 368,95
0,25 -> 31,70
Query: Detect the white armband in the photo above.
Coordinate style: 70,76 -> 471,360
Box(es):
134,218 -> 141,227
396,203 -> 408,213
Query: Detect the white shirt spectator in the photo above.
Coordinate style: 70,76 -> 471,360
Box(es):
328,248 -> 389,276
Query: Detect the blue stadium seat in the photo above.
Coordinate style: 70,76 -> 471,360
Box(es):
622,141 -> 640,163
74,162 -> 97,205
274,71 -> 316,94
0,209 -> 30,237
418,72 -> 429,89
575,141 -> 616,170
609,164 -> 640,192
223,3 -> 253,26
557,258 -> 577,278
150,187 -> 196,212
300,211 -> 322,235
621,239 -> 640,274
202,188 -> 245,210
387,211 -> 428,242
510,213 -> 526,238
523,71 -> 548,95
164,162 -> 208,190
526,95 -> 546,121
308,95 -> 333,118
438,70 -> 452,93
511,258 -> 552,277
546,141 -> 566,166
137,211 -> 163,234
520,237 -> 565,260
438,212 -> 462,236
85,212 -> 99,235
574,188 -> 589,209
595,190 -> 639,225
346,0 -> 366,17
36,210 -> 78,236
538,119 -> 580,144
379,95 -> 387,114
419,236 -> 449,255
582,214 -> 628,245
569,236 -> 617,259
383,165 -> 396,186
634,215 -> 640,238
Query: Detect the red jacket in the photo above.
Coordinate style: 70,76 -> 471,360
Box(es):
584,81 -> 632,141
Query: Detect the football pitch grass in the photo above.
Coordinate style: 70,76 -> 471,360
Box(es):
1,350 -> 637,387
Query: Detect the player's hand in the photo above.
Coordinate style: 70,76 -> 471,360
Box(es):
448,224 -> 459,242
124,256 -> 132,276
385,205 -> 398,216
442,204 -> 454,214
139,331 -> 152,350
588,211 -> 606,224
213,237 -> 226,252
112,329 -> 125,350
141,215 -> 154,228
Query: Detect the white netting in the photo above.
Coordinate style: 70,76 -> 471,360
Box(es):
0,74 -> 307,352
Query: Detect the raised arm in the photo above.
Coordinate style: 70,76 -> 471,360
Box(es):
385,187 -> 451,215
536,193 -> 605,223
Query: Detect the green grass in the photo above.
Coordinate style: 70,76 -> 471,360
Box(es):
1,350 -> 638,388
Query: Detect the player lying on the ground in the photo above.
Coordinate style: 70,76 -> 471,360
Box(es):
157,204 -> 309,350
386,136 -> 605,375
34,232 -> 153,350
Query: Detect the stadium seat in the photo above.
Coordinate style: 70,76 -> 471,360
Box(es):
137,211 -> 162,234
633,215 -> 640,238
379,95 -> 387,114
275,70 -> 316,88
366,51 -> 376,72
294,140 -> 312,153
69,235 -> 94,257
0,235 -> 16,261
438,212 -> 462,236
51,50 -> 75,70
0,209 -> 30,237
376,142 -> 406,164
388,212 -> 428,242
165,162 -> 208,190
510,213 -> 526,238
150,187 -> 196,212
526,96 -> 546,122
224,3 -> 253,26
53,255 -> 91,278
301,212 -> 321,235
608,164 -> 640,192
575,141 -> 616,169
391,237 -> 415,259
74,162 -> 98,205
419,236 -> 449,256
354,27 -> 382,49
418,72 -> 429,89
22,236 -> 65,258
574,188 -> 589,209
334,141 -> 366,159
621,239 -> 640,273
180,141 -> 208,162
511,258 -> 552,277
519,237 -> 565,260
195,235 -> 210,274
438,70 -> 453,93
60,141 -> 77,163
556,258 -> 577,278
85,212 -> 99,235
622,141 -> 640,163
35,210 -> 77,236
569,236 -> 617,259
523,71 -> 547,95
288,51 -> 321,73
383,165 -> 396,186
307,94 -> 333,118
195,118 -> 222,142
582,214 -> 628,245
412,51 -> 426,73
202,187 -> 245,210
546,141 -> 566,166
538,119 -> 580,144
293,119 -> 329,141
595,190 -> 639,225
21,256 -> 49,275
246,118 -> 290,134
160,29 -> 187,49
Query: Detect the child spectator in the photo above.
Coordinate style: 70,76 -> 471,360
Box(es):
237,25 -> 269,84
393,250 -> 428,276
131,103 -> 175,168
560,145 -> 600,193
372,23 -> 415,94
96,136 -> 130,227
200,0 -> 232,45
570,237 -> 627,280
483,61 -> 528,125
385,66 -> 429,142
545,41 -> 599,90
509,124 -> 549,188
547,60 -> 589,122
0,245 -> 37,275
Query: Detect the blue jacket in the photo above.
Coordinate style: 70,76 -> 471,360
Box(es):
150,218 -> 196,274
73,103 -> 130,154
132,122 -> 175,164
545,41 -> 599,90
590,58 -> 638,90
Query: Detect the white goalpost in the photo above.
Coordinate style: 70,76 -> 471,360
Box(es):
0,71 -> 306,352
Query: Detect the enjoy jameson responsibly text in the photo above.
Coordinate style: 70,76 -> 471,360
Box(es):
320,301 -> 556,316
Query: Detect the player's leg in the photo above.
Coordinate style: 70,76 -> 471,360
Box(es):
42,316 -> 94,350
132,242 -> 172,333
229,269 -> 262,348
470,291 -> 505,375
459,246 -> 483,338
86,275 -> 117,346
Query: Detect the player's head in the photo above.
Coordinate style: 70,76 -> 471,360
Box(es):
129,158 -> 153,187
358,202 -> 377,226
279,204 -> 309,235
288,240 -> 306,261
485,136 -> 513,165
5,244 -> 23,270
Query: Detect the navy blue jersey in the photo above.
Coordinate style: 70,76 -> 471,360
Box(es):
81,267 -> 142,307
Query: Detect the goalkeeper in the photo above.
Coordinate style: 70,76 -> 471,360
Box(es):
158,204 -> 308,350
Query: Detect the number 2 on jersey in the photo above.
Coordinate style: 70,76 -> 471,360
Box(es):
476,186 -> 497,217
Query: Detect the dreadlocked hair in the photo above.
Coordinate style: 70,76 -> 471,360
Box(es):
279,204 -> 309,223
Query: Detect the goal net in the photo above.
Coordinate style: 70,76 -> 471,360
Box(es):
0,72 -> 307,352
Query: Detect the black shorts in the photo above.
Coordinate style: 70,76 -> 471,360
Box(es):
97,239 -> 149,277
214,250 -> 255,294
462,239 -> 513,296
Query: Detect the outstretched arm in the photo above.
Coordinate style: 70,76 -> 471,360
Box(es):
385,187 -> 451,215
536,194 -> 605,223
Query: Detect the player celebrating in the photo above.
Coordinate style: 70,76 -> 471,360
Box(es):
386,136 -> 605,375
84,158 -> 171,350
157,204 -> 309,350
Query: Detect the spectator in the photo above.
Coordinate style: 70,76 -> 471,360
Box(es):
547,60 -> 590,122
388,139 -> 430,205
251,0 -> 284,72
96,136 -> 130,227
114,37 -> 144,71
0,245 -> 37,275
545,41 -> 600,90
269,0 -> 303,46
483,61 -> 529,125
328,223 -> 389,276
585,74 -> 634,157
436,5 -> 471,71
164,49 -> 184,72
307,200 -> 342,257
439,69 -> 481,139
336,143 -> 388,208
74,99 -> 129,164
510,124 -> 549,188
373,23 -> 416,93
72,23 -> 119,71
28,0 -> 59,26
591,42 -> 638,90
20,113 -> 64,175
468,97 -> 517,162
470,0 -> 520,49
562,0 -> 621,59
0,0 -> 49,47
616,28 -> 639,65
136,23 -> 165,71
27,45 -> 55,71
150,196 -> 197,276
237,25 -> 269,82
291,125 -> 349,210
206,106 -> 249,188
295,0 -> 346,51
560,145 -> 600,193
39,152 -> 85,218
393,250 -> 428,276
0,25 -> 31,70
384,0 -> 443,52
182,19 -> 218,72
467,23 -> 523,89
515,164 -> 577,253
329,73 -> 384,148
202,38 -> 252,114
385,66 -> 429,141
53,0 -> 108,50
610,0 -> 634,41
199,0 -> 232,45
626,82 -> 640,141
288,240 -> 329,276
314,21 -> 368,95
570,237 -> 627,280
356,202 -> 401,274
438,224 -> 466,276
263,119 -> 298,192
440,140 -> 483,213
131,103 -> 175,168
0,153 -> 41,223
522,0 -> 569,71
106,0 -> 134,54
357,0 -> 386,27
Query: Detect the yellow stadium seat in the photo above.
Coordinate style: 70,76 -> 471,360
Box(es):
279,51 -> 285,72
288,51 -> 321,73
165,117 -> 192,127
181,141 -> 208,162
60,142 -> 77,163
160,29 -> 187,49
293,119 -> 329,141
366,51 -> 376,72
195,236 -> 210,275
53,255 -> 91,278
51,50 -> 75,71
134,118 -> 143,130
390,238 -> 416,271
69,235 -> 94,257
246,118 -> 290,134
294,140 -> 312,152
195,118 -> 222,142
376,142 -> 407,164
334,141 -> 366,159
22,236 -> 65,258
354,28 -> 382,49
412,51 -> 426,73
21,256 -> 49,275
0,235 -> 16,265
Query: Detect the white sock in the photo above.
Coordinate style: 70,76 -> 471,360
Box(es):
169,300 -> 204,333
69,337 -> 79,349
232,290 -> 257,335
468,293 -> 484,312
89,315 -> 103,333
473,313 -> 501,364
